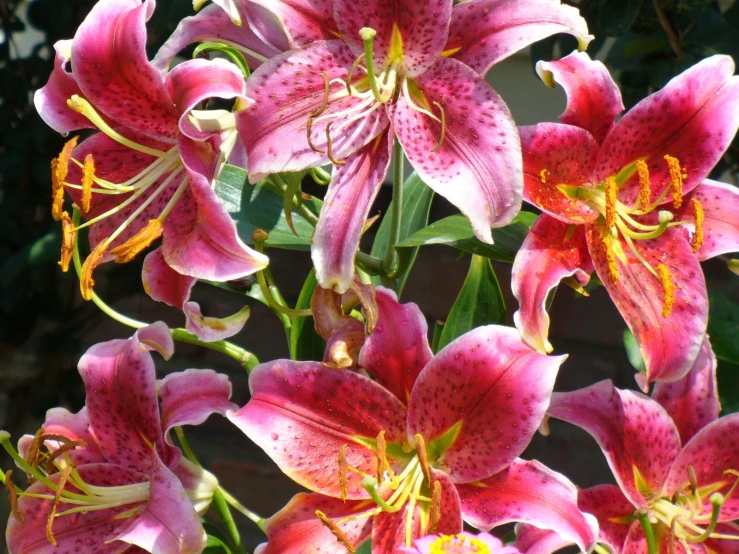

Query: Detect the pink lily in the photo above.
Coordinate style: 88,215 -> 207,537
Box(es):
4,322 -> 238,553
398,531 -> 522,554
229,288 -> 597,552
546,339 -> 739,554
35,0 -> 268,304
238,0 -> 591,292
511,51 -> 739,386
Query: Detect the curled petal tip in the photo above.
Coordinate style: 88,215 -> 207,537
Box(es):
535,62 -> 556,88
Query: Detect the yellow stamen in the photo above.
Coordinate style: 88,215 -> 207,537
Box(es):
431,101 -> 446,152
540,168 -> 550,184
376,430 -> 387,483
600,229 -> 620,283
58,211 -> 76,272
5,470 -> 23,523
636,160 -> 651,210
80,154 -> 95,214
664,155 -> 685,209
690,198 -> 704,253
605,176 -> 617,228
325,121 -> 346,166
51,137 -> 79,221
80,241 -> 109,301
338,444 -> 348,502
108,219 -> 163,264
429,479 -> 442,533
46,465 -> 73,546
656,264 -> 676,318
428,534 -> 491,554
414,434 -> 432,487
315,509 -> 356,553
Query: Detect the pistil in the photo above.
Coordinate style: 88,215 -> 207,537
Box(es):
359,28 -> 386,104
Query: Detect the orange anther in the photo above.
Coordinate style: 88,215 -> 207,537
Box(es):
80,154 -> 95,214
690,198 -> 704,253
540,169 -> 550,184
80,241 -> 109,301
429,479 -> 442,533
414,434 -> 433,487
376,430 -> 387,483
337,444 -> 348,502
636,160 -> 651,210
5,470 -> 23,523
50,137 -> 79,221
605,176 -> 617,229
46,465 -> 73,546
664,155 -> 684,209
109,219 -> 163,264
656,264 -> 676,318
315,510 -> 356,553
58,212 -> 76,273
600,229 -> 619,284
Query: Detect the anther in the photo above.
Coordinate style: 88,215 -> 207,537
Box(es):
51,137 -> 79,221
429,479 -> 442,533
376,430 -> 387,483
656,264 -> 676,318
338,444 -> 348,502
690,198 -> 704,253
346,54 -> 366,95
599,229 -> 620,283
45,440 -> 86,473
605,176 -> 617,228
80,241 -> 109,301
306,117 -> 326,154
664,155 -> 685,209
315,509 -> 356,553
310,73 -> 330,119
325,122 -> 346,166
108,219 -> 164,264
24,429 -> 44,475
414,434 -> 433,487
636,160 -> 651,210
58,211 -> 76,272
540,169 -> 550,184
46,465 -> 73,546
5,470 -> 23,523
80,154 -> 95,214
431,101 -> 446,153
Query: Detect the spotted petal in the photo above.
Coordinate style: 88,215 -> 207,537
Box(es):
27,407 -> 106,466
393,57 -> 522,243
576,485 -> 634,554
249,0 -> 337,48
407,326 -> 564,483
512,525 -> 572,554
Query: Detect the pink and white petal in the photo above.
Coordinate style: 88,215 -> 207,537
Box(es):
664,414 -> 739,520
228,360 -> 408,498
585,226 -> 708,385
312,131 -> 392,293
512,524 -> 572,554
159,369 -> 238,446
394,57 -> 522,243
241,41 -> 390,181
358,287 -> 433,404
432,469 -> 465,536
182,302 -> 252,342
71,0 -> 179,142
249,0 -> 337,47
512,215 -> 593,354
407,325 -> 564,483
577,485 -> 635,553
621,520 -> 705,554
334,0 -> 452,76
535,51 -> 623,143
6,463 -> 146,554
112,457 -> 206,554
33,40 -> 92,134
457,459 -> 598,553
162,139 -> 268,281
518,123 -> 600,224
255,493 -> 374,554
151,2 -> 286,73
78,328 -> 177,472
310,285 -> 366,368
651,338 -> 719,444
678,180 -> 739,261
446,0 -> 592,76
547,381 -> 682,507
595,55 -> 739,205
38,407 -> 106,465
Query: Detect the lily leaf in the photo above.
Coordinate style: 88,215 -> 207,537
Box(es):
397,211 -> 536,263
623,328 -> 646,373
707,289 -> 739,365
215,164 -> 321,251
290,270 -> 326,362
436,255 -> 506,352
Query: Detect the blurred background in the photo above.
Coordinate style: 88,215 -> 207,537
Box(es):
1,0 -> 738,550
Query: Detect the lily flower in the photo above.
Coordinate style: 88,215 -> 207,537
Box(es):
238,0 -> 591,292
4,323 -> 239,553
546,339 -> 739,554
35,0 -> 268,303
511,51 -> 739,386
398,531 -> 522,554
229,288 -> 597,552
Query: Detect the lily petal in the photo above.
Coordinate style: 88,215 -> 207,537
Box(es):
535,51 -> 623,143
512,215 -> 593,354
518,123 -> 599,224
707,523 -> 739,554
310,285 -> 366,368
394,57 -> 522,243
249,0 -> 337,48
577,485 -> 634,553
407,325 -> 564,483
446,0 -> 591,76
512,525 -> 572,554
677,180 -> 739,261
334,0 -> 452,76
30,407 -> 106,466
547,381 -> 682,508
228,360 -> 408,499
312,131 -> 392,293
358,287 -> 433,404
72,0 -> 179,142
585,226 -> 708,385
457,459 -> 598,553
652,338 -> 719,444
595,55 -> 739,206
159,369 -> 238,445
254,492 -> 374,554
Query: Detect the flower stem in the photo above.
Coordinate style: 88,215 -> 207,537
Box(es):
174,427 -> 201,466
637,510 -> 657,554
382,139 -> 404,279
212,489 -> 249,554
219,487 -> 266,530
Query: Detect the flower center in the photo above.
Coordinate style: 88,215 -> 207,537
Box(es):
428,534 -> 492,554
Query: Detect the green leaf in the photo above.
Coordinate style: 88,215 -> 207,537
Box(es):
597,0 -> 645,37
215,164 -> 321,251
707,289 -> 739,365
717,360 -> 739,415
436,255 -> 506,351
290,270 -> 326,361
396,212 -> 536,263
370,171 -> 434,295
623,328 -> 646,373
355,540 -> 372,554
203,535 -> 233,554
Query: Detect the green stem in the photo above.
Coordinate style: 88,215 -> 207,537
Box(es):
355,251 -> 385,275
269,174 -> 319,226
219,487 -> 266,530
212,488 -> 249,554
637,510 -> 657,554
382,140 -> 404,279
175,426 -> 201,466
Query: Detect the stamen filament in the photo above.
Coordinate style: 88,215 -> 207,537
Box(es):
431,101 -> 446,152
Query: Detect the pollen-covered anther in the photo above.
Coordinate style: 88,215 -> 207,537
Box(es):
656,264 -> 676,318
429,479 -> 442,533
636,160 -> 652,210
539,168 -> 550,184
664,155 -> 685,209
5,470 -> 23,523
109,219 -> 164,264
45,439 -> 86,473
338,443 -> 348,502
80,241 -> 109,301
58,212 -> 76,273
431,101 -> 446,153
80,154 -> 95,214
51,136 -> 79,221
599,229 -> 619,284
315,509 -> 356,553
376,430 -> 387,483
605,176 -> 617,229
428,534 -> 491,553
46,464 -> 73,546
325,122 -> 346,166
690,198 -> 704,252
414,434 -> 432,486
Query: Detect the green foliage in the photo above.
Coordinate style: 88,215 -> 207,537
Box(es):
289,270 -> 326,362
707,289 -> 739,365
